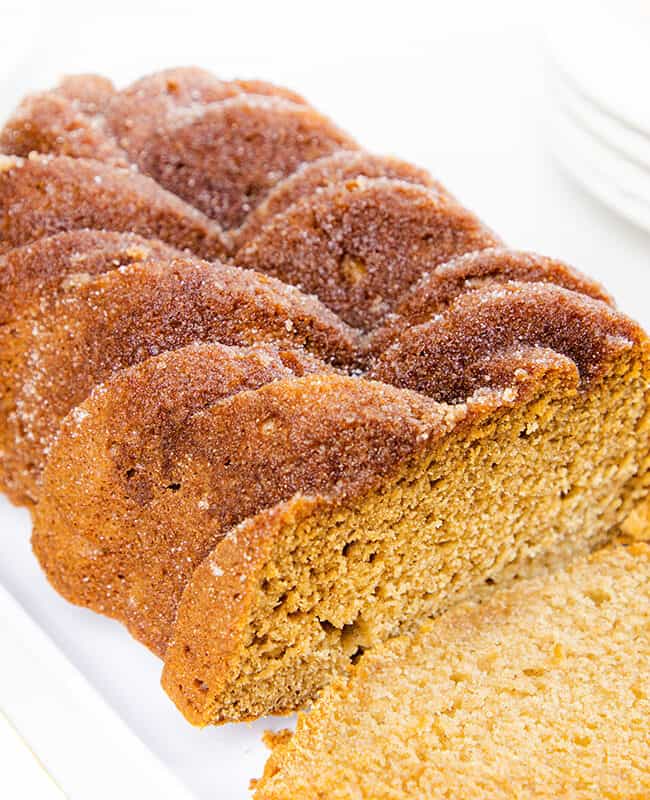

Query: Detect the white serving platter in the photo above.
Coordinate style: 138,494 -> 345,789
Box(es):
550,67 -> 650,173
0,578 -> 196,799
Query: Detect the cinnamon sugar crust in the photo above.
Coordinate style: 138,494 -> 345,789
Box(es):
0,257 -> 357,505
0,68 -> 329,234
234,150 -> 448,247
369,282 -> 643,402
106,67 -> 308,160
33,343 -> 331,653
235,178 -> 501,329
0,154 -> 228,258
55,74 -> 117,114
369,248 -> 615,353
0,90 -> 129,165
137,97 -> 358,228
0,229 -> 180,324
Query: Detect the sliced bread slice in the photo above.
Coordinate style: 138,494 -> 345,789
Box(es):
254,542 -> 650,800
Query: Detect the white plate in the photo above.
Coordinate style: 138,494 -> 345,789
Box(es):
547,101 -> 650,235
0,580 -> 196,799
0,709 -> 65,799
549,66 -> 650,172
544,0 -> 650,137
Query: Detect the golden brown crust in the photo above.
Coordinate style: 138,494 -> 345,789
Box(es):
0,90 -> 128,165
369,282 -> 644,402
105,68 -> 307,160
32,344 -> 332,653
0,230 -> 180,324
34,373 -> 441,654
0,154 -> 228,258
137,97 -> 358,228
55,74 -> 117,113
234,150 -> 447,247
0,257 -> 358,505
235,178 -> 501,329
35,372 -> 444,655
369,248 -> 615,353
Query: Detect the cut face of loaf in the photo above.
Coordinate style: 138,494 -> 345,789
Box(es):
0,257 -> 357,505
33,330 -> 650,724
253,542 -> 650,800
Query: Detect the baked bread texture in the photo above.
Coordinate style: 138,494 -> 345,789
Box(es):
254,542 -> 650,800
1,69 -> 648,731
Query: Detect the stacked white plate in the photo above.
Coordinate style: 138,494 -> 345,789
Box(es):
544,0 -> 650,233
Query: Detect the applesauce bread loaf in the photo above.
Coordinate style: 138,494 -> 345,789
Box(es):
0,69 -> 647,732
254,542 -> 650,800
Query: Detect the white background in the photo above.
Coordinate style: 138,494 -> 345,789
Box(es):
1,1 -> 649,798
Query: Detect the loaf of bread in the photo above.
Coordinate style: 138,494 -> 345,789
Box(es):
0,69 -> 648,729
254,542 -> 650,800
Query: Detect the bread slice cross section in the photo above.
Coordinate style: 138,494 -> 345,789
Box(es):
253,542 -> 650,800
